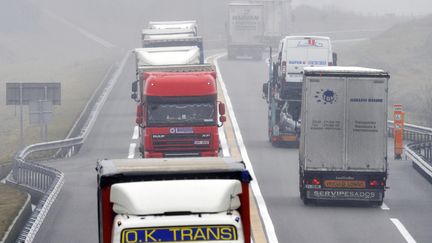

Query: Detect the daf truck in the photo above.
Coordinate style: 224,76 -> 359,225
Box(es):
262,36 -> 336,147
96,157 -> 252,243
299,66 -> 390,205
227,2 -> 264,60
131,61 -> 226,158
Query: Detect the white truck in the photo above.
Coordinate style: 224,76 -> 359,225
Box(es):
227,2 -> 264,60
299,66 -> 390,205
262,36 -> 336,146
141,29 -> 204,64
96,157 -> 252,243
250,0 -> 292,47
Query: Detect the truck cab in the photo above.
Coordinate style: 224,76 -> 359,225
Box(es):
96,158 -> 252,243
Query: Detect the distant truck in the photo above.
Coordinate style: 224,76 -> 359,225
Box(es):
141,29 -> 204,64
131,59 -> 226,158
227,2 -> 264,60
250,0 -> 292,47
299,66 -> 390,205
262,36 -> 336,146
96,157 -> 252,243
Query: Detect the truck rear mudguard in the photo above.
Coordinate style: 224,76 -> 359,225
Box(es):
300,170 -> 387,205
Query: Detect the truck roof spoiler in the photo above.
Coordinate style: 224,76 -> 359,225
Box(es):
141,28 -> 196,36
142,35 -> 202,43
138,63 -> 215,73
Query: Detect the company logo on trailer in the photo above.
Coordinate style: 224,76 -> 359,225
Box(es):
315,89 -> 337,104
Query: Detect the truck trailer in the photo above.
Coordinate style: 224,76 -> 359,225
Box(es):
96,157 -> 252,243
131,61 -> 226,158
262,36 -> 336,147
140,29 -> 204,64
299,66 -> 390,205
227,2 -> 264,60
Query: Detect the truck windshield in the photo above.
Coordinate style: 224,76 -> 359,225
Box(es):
147,102 -> 216,126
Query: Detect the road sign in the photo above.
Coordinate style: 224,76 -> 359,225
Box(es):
6,82 -> 61,105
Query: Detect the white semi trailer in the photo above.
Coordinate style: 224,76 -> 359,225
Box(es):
299,66 -> 390,205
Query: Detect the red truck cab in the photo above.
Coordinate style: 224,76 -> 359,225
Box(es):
133,67 -> 226,158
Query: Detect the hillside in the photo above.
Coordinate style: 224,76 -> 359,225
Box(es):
338,15 -> 432,125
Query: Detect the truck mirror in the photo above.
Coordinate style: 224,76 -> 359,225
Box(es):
262,83 -> 268,99
219,115 -> 226,123
218,102 -> 226,116
132,80 -> 138,92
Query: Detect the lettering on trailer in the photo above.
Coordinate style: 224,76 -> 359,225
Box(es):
308,189 -> 382,200
350,98 -> 383,103
169,127 -> 193,134
353,120 -> 378,132
310,120 -> 341,131
288,60 -> 327,65
121,225 -> 238,243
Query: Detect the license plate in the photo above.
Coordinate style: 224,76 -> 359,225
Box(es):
280,135 -> 297,141
121,225 -> 237,242
324,180 -> 366,188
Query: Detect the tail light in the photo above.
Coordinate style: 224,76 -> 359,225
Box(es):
281,61 -> 287,75
311,178 -> 320,185
369,180 -> 378,187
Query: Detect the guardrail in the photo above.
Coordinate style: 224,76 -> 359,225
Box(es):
5,52 -> 130,243
387,121 -> 432,182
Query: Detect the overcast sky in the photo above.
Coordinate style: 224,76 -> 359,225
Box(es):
292,0 -> 432,16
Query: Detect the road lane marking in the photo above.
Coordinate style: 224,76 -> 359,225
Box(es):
390,218 -> 416,243
132,125 -> 139,140
381,203 -> 390,210
128,143 -> 136,159
43,9 -> 116,48
214,53 -> 279,243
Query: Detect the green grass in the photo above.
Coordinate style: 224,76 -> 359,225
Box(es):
0,184 -> 27,240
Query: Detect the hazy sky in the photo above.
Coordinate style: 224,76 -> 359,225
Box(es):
292,0 -> 432,16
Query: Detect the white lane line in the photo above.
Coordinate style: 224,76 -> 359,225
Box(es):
390,218 -> 416,243
214,53 -> 279,243
132,126 -> 139,140
128,143 -> 137,159
218,126 -> 230,157
43,9 -> 116,48
381,203 -> 390,210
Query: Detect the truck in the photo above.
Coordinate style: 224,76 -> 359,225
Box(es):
131,61 -> 226,158
227,2 -> 264,60
96,157 -> 253,243
141,29 -> 204,64
298,66 -> 390,205
250,0 -> 292,47
148,20 -> 198,35
262,36 -> 336,147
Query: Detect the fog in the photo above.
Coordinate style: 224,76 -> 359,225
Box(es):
292,0 -> 432,15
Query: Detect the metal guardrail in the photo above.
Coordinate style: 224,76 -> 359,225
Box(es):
5,52 -> 130,243
387,121 -> 432,181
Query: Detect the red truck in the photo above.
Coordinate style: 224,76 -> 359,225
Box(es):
131,64 -> 226,158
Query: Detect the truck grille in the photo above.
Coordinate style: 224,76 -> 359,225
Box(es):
152,133 -> 212,150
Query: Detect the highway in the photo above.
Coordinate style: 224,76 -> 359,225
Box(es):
7,1 -> 430,243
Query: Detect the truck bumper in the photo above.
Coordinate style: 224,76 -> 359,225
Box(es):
306,188 -> 383,201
